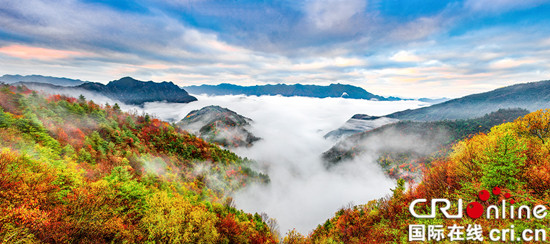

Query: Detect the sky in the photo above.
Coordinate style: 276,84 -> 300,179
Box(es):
0,0 -> 549,98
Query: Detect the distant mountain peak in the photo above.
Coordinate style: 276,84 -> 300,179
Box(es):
108,76 -> 143,87
77,77 -> 196,105
115,76 -> 140,82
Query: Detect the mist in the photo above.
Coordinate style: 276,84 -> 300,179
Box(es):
15,83 -> 120,106
135,95 -> 427,234
27,86 -> 428,234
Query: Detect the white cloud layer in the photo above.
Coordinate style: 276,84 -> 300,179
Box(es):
133,95 -> 428,233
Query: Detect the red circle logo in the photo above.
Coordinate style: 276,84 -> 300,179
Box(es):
466,202 -> 484,219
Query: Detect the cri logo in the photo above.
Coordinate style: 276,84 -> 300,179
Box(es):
409,187 -> 547,220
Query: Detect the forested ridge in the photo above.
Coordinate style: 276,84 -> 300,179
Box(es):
0,84 -> 277,243
288,109 -> 550,243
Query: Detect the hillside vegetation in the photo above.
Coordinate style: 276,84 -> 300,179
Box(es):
287,109 -> 550,243
0,84 -> 277,243
323,108 -> 529,180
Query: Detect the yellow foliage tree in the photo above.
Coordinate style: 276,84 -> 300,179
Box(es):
515,109 -> 550,144
141,191 -> 219,243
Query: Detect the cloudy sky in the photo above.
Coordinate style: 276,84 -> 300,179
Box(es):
0,0 -> 549,98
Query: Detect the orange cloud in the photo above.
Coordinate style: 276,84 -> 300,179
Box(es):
0,44 -> 86,60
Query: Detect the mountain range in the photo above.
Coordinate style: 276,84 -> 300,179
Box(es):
184,83 -> 402,101
326,79 -> 550,141
5,75 -> 550,121
3,75 -> 453,103
0,74 -> 89,86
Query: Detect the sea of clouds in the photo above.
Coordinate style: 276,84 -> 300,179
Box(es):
30,85 -> 428,234
135,94 -> 428,234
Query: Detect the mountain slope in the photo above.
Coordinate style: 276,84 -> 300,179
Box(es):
0,74 -> 88,86
178,105 -> 260,148
185,83 -> 401,101
307,109 -> 550,243
323,108 -> 530,180
79,77 -> 197,105
0,84 -> 276,243
385,79 -> 550,121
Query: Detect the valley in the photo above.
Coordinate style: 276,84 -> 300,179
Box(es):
2,77 -> 549,242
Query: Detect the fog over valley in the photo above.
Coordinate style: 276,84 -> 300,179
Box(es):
132,95 -> 428,233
